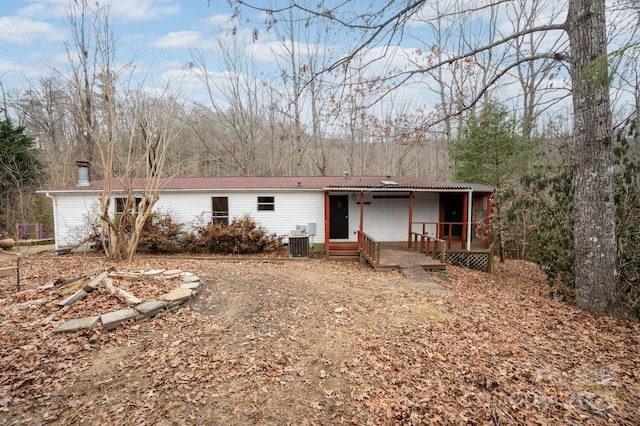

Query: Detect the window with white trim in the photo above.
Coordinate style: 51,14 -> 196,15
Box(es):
257,196 -> 275,211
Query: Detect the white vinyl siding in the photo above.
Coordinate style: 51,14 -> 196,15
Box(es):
148,190 -> 325,240
342,191 -> 440,242
49,188 -> 445,249
51,193 -> 100,249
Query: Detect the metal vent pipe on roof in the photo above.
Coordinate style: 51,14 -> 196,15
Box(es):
343,171 -> 349,178
76,160 -> 91,187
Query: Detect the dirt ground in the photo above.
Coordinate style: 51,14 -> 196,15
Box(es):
0,250 -> 639,425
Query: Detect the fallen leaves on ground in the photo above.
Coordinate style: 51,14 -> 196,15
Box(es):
0,252 -> 638,425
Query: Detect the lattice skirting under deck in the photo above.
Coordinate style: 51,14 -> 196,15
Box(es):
446,251 -> 490,272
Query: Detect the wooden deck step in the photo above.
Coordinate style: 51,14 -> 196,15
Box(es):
327,249 -> 359,256
327,243 -> 359,258
326,255 -> 360,262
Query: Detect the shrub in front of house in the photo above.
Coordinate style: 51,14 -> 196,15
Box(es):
137,213 -> 188,253
193,214 -> 283,254
83,212 -> 283,255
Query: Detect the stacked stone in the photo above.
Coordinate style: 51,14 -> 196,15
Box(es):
53,270 -> 201,333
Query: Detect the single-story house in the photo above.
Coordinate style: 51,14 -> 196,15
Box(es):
39,164 -> 493,260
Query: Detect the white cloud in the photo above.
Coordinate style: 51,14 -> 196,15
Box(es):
244,40 -> 336,64
152,31 -> 201,50
204,13 -> 237,30
18,0 -> 69,19
0,16 -> 65,44
0,59 -> 18,75
107,0 -> 181,23
0,58 -> 54,81
18,0 -> 181,23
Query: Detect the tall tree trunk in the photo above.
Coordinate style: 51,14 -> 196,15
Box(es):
567,0 -> 622,316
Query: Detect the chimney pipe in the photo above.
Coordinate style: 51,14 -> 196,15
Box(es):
343,171 -> 349,179
76,160 -> 91,187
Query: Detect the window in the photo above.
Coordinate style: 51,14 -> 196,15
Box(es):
257,196 -> 275,211
115,197 -> 142,225
212,197 -> 229,225
115,197 -> 142,215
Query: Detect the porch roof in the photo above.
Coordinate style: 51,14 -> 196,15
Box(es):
40,175 -> 481,194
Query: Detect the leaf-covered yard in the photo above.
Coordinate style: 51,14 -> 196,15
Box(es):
0,253 -> 638,425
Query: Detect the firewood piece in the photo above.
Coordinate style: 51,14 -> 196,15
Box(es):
103,278 -> 142,305
56,277 -> 91,296
55,275 -> 87,286
108,271 -> 140,281
57,289 -> 88,307
84,268 -> 116,291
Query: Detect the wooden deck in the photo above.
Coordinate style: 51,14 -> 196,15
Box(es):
327,236 -> 493,273
369,242 -> 446,272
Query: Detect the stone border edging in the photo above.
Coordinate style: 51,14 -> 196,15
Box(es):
52,269 -> 201,333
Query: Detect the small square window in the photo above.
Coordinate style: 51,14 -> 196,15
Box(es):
257,196 -> 275,211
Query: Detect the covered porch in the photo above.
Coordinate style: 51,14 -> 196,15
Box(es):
322,182 -> 493,271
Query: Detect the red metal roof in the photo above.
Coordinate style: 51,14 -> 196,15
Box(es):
42,175 -> 477,193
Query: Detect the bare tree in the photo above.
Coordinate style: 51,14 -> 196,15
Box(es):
506,0 -> 569,141
190,40 -> 274,175
331,73 -> 378,175
65,0 -> 105,164
266,6 -> 340,175
12,76 -> 77,188
66,0 -> 178,260
224,0 -> 629,316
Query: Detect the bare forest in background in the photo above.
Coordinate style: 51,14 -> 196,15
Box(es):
1,0 -> 591,229
1,0 -> 639,315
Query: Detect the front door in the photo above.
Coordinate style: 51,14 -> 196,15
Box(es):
329,195 -> 349,239
443,194 -> 464,237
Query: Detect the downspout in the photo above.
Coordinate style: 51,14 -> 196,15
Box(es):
45,192 -> 59,251
407,191 -> 414,248
466,188 -> 473,251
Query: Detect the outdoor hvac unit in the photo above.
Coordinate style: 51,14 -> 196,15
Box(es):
288,235 -> 310,258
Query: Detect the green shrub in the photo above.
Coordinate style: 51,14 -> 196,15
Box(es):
507,122 -> 640,319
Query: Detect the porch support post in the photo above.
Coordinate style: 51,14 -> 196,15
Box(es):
408,191 -> 414,248
466,189 -> 473,251
324,190 -> 330,255
359,191 -> 364,247
485,191 -> 493,249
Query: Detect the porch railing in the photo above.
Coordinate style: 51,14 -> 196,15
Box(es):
358,230 -> 380,266
411,221 -> 469,250
410,232 -> 447,263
